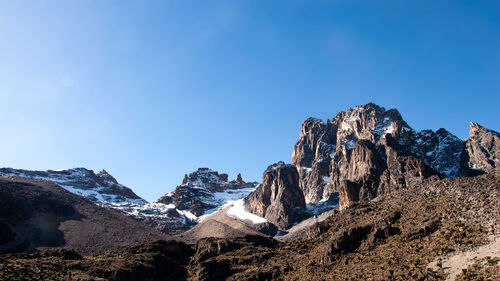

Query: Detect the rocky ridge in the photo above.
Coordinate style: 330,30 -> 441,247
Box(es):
156,168 -> 258,217
0,168 -> 190,234
0,168 -> 144,204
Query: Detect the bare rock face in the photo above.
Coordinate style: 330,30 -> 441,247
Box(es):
334,140 -> 385,210
244,162 -> 306,230
376,136 -> 438,197
292,118 -> 336,203
465,122 -> 500,172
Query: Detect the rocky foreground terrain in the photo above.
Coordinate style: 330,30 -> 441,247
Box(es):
0,171 -> 498,280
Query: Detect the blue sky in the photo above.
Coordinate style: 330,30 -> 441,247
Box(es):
1,1 -> 498,201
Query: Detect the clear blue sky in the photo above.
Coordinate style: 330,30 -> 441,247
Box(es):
1,1 -> 498,202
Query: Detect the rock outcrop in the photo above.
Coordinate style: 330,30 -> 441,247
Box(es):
465,122 -> 500,173
156,168 -> 258,217
244,162 -> 306,230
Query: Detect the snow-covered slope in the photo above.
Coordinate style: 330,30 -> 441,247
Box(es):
0,167 -> 259,235
0,168 -> 144,204
411,128 -> 468,177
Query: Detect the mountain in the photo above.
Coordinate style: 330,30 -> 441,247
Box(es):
2,171 -> 497,280
0,102 -> 499,279
2,103 -> 497,239
0,176 -> 167,255
289,103 -> 496,211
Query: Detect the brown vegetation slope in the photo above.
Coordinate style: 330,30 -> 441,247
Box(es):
0,171 -> 498,280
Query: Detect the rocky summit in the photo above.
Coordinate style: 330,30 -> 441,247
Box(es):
290,103 -> 496,210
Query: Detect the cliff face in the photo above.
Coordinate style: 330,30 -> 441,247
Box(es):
292,118 -> 336,203
244,162 -> 306,230
466,122 -> 500,173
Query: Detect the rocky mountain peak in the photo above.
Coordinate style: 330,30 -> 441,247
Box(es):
329,103 -> 411,147
292,103 -> 417,204
291,103 -> 477,210
97,169 -> 119,184
180,168 -> 230,191
469,122 -> 493,137
292,118 -> 332,169
156,168 -> 258,217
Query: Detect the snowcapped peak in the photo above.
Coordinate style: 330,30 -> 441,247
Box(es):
180,168 -> 230,189
156,168 -> 259,218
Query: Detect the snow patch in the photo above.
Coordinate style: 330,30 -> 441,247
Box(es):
346,114 -> 358,122
340,121 -> 353,132
342,139 -> 356,150
178,209 -> 198,221
306,200 -> 338,216
226,199 -> 268,224
202,186 -> 257,215
322,176 -> 331,184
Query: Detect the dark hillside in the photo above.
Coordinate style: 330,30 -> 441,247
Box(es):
0,177 -> 167,255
